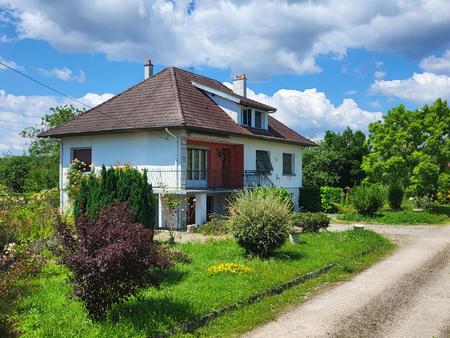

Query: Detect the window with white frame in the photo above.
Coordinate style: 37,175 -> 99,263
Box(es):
255,110 -> 262,128
71,147 -> 92,172
282,153 -> 294,175
256,150 -> 273,173
187,148 -> 208,180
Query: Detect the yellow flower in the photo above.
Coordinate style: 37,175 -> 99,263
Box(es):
207,263 -> 254,275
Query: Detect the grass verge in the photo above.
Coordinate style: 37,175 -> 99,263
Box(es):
336,209 -> 449,225
15,230 -> 392,337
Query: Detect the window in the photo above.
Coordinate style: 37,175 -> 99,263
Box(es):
72,148 -> 92,172
283,153 -> 294,175
255,111 -> 262,128
242,108 -> 252,126
256,150 -> 273,173
187,148 -> 207,180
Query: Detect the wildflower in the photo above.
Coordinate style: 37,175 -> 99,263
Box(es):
207,262 -> 254,275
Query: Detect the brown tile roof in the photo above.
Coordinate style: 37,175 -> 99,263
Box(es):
40,67 -> 315,146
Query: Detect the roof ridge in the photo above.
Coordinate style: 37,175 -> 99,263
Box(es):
170,67 -> 187,125
171,66 -> 233,92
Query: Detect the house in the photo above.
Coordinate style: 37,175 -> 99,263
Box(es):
40,60 -> 315,229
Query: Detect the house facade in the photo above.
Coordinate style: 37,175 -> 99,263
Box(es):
41,61 -> 315,229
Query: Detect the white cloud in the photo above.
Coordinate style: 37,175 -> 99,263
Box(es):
2,0 -> 450,78
420,49 -> 450,75
0,90 -> 113,153
0,56 -> 23,71
370,100 -> 381,108
375,61 -> 383,68
345,89 -> 357,96
38,66 -> 86,83
370,72 -> 450,104
374,70 -> 386,79
224,83 -> 382,137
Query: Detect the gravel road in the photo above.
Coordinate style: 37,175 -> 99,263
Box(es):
245,223 -> 450,338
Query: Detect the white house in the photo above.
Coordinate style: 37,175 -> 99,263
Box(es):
41,60 -> 315,229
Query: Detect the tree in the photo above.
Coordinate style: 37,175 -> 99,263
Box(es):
363,99 -> 450,196
303,127 -> 368,188
0,105 -> 82,193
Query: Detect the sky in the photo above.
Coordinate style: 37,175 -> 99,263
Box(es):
1,0 -> 450,154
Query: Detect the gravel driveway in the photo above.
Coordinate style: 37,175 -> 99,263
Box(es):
245,223 -> 450,338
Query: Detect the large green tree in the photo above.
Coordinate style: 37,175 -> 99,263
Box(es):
362,99 -> 450,196
0,105 -> 82,192
303,127 -> 368,188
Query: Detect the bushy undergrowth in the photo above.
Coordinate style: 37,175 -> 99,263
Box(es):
0,188 -> 59,247
350,185 -> 385,216
57,203 -> 171,319
229,190 -> 290,257
299,186 -> 321,212
291,212 -> 330,232
320,186 -> 342,213
388,185 -> 403,210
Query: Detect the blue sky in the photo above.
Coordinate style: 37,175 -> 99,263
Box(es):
1,0 -> 450,153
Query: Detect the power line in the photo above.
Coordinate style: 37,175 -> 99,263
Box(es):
0,60 -> 92,109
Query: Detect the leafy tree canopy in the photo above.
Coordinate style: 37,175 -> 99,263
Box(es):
362,98 -> 450,196
303,127 -> 368,188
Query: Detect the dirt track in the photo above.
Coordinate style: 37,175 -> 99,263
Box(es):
245,223 -> 450,338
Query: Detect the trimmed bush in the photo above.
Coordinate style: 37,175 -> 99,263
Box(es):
388,184 -> 403,210
320,186 -> 342,213
252,187 -> 294,211
229,190 -> 290,257
71,165 -> 155,231
291,212 -> 330,232
58,202 -> 171,319
350,184 -> 385,216
199,213 -> 231,235
299,186 -> 321,212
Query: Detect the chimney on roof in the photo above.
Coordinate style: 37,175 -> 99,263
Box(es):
233,73 -> 247,97
144,59 -> 153,79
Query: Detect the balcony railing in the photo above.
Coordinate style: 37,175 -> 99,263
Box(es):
146,170 -> 274,190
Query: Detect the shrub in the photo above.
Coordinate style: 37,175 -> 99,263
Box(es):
291,212 -> 330,232
413,195 -> 434,212
388,184 -> 404,210
350,185 -> 385,216
320,186 -> 342,213
58,202 -> 171,319
299,186 -> 321,212
229,190 -> 290,257
252,187 -> 294,210
71,165 -> 156,231
199,213 -> 231,235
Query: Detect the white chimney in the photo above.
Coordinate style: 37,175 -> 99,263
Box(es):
144,59 -> 154,79
233,73 -> 247,97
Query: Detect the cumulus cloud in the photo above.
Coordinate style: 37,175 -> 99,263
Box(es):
225,83 -> 382,137
420,49 -> 450,75
38,66 -> 86,83
370,72 -> 450,104
0,90 -> 113,152
2,0 -> 450,78
0,56 -> 23,70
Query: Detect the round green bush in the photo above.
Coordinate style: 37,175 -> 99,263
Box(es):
291,212 -> 330,232
229,190 -> 290,257
387,184 -> 403,210
350,184 -> 385,216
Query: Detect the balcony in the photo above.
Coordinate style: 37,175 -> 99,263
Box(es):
146,170 -> 274,190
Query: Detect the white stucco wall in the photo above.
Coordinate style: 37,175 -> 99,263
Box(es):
60,130 -> 185,211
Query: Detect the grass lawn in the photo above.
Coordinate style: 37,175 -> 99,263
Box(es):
15,231 -> 392,337
336,203 -> 450,225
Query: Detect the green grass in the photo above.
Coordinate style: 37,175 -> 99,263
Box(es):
15,231 -> 392,337
336,202 -> 450,225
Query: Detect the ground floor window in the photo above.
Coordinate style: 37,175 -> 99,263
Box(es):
256,150 -> 273,173
71,148 -> 92,171
187,148 -> 208,180
283,153 -> 294,175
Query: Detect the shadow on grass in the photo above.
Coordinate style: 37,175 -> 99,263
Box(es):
274,250 -> 304,261
109,295 -> 196,335
151,267 -> 189,289
432,204 -> 450,216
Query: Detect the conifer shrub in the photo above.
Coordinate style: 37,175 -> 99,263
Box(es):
229,190 -> 290,257
57,202 -> 171,320
299,186 -> 322,212
388,184 -> 404,210
71,165 -> 155,231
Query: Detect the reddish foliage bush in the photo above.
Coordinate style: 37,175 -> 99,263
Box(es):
58,202 -> 171,319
